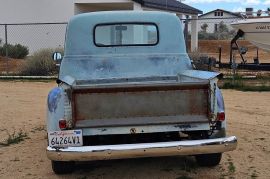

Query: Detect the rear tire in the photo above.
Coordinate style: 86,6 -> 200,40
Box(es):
51,161 -> 75,174
195,153 -> 222,167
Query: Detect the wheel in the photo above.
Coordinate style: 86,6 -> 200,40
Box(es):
51,161 -> 75,174
195,153 -> 222,167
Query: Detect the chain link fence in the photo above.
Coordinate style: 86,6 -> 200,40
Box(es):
181,16 -> 270,68
185,17 -> 242,69
0,23 -> 67,75
0,17 -> 268,75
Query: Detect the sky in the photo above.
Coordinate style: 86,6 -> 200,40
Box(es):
184,0 -> 270,14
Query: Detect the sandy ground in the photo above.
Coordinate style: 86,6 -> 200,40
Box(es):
190,40 -> 270,64
0,81 -> 269,179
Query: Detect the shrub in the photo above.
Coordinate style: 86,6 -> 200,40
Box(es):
0,43 -> 29,59
0,129 -> 28,146
20,48 -> 63,76
198,31 -> 208,40
188,50 -> 214,71
222,79 -> 270,91
200,23 -> 208,32
198,32 -> 219,40
223,80 -> 244,89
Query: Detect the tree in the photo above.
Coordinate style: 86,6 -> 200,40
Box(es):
257,9 -> 262,17
200,23 -> 208,32
218,21 -> 229,33
212,21 -> 230,40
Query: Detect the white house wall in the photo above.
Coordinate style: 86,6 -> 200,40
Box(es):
198,12 -> 241,33
0,0 -> 136,23
0,0 -> 74,23
0,0 -> 74,54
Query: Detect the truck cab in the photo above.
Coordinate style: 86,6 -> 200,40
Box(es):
46,11 -> 237,174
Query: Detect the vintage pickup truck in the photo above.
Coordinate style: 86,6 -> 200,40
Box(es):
46,11 -> 237,174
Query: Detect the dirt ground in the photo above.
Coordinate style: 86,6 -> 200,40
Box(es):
0,57 -> 25,74
0,81 -> 269,179
191,40 -> 270,64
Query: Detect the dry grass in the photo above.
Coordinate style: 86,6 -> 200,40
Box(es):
0,129 -> 28,146
19,48 -> 63,76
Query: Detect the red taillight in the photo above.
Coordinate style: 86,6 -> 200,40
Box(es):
59,119 -> 67,129
217,112 -> 225,121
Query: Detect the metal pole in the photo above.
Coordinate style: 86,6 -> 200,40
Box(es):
184,15 -> 189,52
218,46 -> 222,70
5,24 -> 9,74
232,54 -> 237,86
256,48 -> 259,63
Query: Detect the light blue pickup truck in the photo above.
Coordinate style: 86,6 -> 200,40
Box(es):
46,11 -> 237,174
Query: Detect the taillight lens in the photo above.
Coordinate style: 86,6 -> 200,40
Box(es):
59,119 -> 67,129
217,112 -> 225,121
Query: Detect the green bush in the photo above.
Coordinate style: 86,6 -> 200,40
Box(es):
20,48 -> 63,76
222,75 -> 270,91
223,80 -> 244,89
0,43 -> 29,59
198,31 -> 219,40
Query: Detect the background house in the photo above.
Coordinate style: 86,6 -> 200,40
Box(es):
198,9 -> 242,33
0,0 -> 202,53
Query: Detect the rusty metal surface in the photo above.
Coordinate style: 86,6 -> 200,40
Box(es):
72,81 -> 209,91
46,136 -> 237,161
72,82 -> 209,124
75,76 -> 179,86
75,115 -> 208,128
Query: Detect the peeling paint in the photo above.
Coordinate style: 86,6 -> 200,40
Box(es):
48,88 -> 62,113
59,54 -> 191,82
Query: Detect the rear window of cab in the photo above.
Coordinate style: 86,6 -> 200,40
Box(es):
94,23 -> 159,47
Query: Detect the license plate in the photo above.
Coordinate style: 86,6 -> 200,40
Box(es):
48,130 -> 83,147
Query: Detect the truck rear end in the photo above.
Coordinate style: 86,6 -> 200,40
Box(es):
46,11 -> 237,174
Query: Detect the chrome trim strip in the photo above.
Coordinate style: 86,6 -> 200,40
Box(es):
81,123 -> 210,136
47,136 -> 237,161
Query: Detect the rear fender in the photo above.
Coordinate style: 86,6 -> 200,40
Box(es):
47,87 -> 65,132
211,87 -> 226,138
216,87 -> 226,128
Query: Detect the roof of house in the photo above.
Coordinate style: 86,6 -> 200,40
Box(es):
133,0 -> 202,15
199,9 -> 242,18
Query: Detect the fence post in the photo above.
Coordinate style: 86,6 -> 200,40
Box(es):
184,15 -> 189,52
5,24 -> 9,74
218,46 -> 222,69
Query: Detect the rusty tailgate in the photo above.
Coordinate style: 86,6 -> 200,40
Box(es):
72,82 -> 210,127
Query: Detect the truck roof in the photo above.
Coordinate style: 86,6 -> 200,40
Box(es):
64,11 -> 186,56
